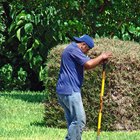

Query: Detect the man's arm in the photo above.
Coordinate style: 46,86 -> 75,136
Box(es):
84,52 -> 112,70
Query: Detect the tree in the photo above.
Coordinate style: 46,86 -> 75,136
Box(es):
0,0 -> 139,90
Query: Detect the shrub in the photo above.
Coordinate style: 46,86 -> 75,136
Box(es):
42,38 -> 140,130
0,64 -> 27,90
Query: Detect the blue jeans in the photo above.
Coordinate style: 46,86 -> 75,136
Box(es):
57,92 -> 86,140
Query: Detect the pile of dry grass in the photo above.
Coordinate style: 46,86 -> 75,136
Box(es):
43,38 -> 140,130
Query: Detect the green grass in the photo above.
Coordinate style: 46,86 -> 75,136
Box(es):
0,91 -> 140,140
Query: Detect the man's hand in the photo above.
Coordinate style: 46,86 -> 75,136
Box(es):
101,52 -> 112,60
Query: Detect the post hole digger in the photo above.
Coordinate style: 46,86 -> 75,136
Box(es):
96,61 -> 106,140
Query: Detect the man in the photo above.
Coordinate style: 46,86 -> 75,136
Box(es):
56,34 -> 112,140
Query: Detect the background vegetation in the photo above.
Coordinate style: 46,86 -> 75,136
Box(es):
43,38 -> 140,131
0,0 -> 140,91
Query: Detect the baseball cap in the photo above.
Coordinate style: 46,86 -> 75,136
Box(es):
73,34 -> 94,49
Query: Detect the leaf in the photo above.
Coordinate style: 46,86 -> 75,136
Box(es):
9,22 -> 16,32
122,33 -> 131,41
16,20 -> 24,26
121,25 -> 125,34
16,28 -> 21,41
136,27 -> 140,36
23,48 -> 33,61
21,35 -> 28,43
32,55 -> 43,66
35,39 -> 40,45
39,66 -> 44,81
113,36 -> 119,39
25,14 -> 32,22
17,67 -> 27,81
128,25 -> 136,34
16,11 -> 26,22
32,39 -> 40,49
24,23 -> 33,34
95,33 -> 100,38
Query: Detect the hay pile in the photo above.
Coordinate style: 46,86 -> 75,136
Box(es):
43,38 -> 140,130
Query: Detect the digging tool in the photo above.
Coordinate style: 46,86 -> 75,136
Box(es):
96,61 -> 106,140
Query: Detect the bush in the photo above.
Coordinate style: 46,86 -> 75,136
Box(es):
42,38 -> 140,130
0,64 -> 28,90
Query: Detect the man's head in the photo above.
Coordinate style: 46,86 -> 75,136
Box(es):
73,34 -> 94,54
73,34 -> 94,48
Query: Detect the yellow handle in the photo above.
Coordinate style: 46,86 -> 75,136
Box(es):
101,71 -> 105,96
97,63 -> 106,139
98,112 -> 102,129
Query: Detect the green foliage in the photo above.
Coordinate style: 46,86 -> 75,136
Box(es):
42,38 -> 140,131
0,64 -> 12,89
0,0 -> 139,90
9,8 -> 44,72
0,64 -> 27,90
46,0 -> 140,42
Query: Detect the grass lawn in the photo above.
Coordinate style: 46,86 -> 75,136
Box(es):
0,91 -> 140,140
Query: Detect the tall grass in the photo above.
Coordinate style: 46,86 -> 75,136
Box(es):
0,91 -> 140,140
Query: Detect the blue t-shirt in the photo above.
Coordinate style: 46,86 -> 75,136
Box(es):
56,42 -> 90,95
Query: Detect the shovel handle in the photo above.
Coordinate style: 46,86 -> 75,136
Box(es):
102,61 -> 107,71
96,61 -> 107,140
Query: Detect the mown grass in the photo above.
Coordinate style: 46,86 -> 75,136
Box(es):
0,91 -> 140,140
